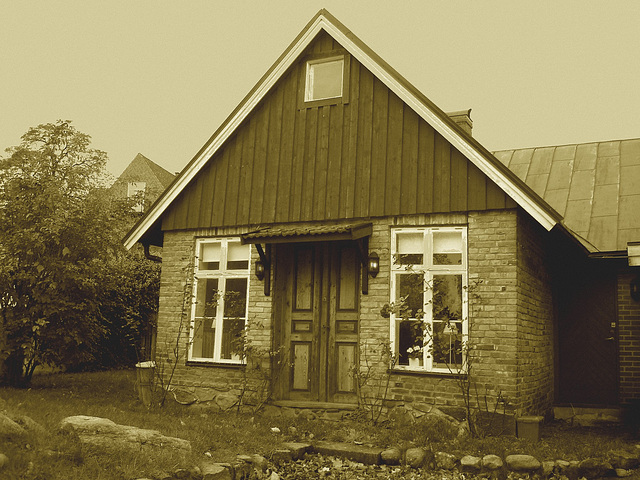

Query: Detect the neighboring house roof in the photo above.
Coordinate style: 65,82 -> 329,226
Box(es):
494,139 -> 640,253
124,9 -> 561,250
116,153 -> 176,191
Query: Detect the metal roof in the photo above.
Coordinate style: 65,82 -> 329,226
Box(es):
494,138 -> 640,252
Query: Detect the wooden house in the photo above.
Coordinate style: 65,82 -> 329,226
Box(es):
124,10 -> 640,417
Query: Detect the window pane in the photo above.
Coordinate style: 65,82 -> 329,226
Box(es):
432,321 -> 463,368
200,242 -> 221,270
221,318 -> 244,360
397,319 -> 424,367
227,242 -> 250,270
308,59 -> 343,100
433,275 -> 462,321
433,231 -> 462,265
397,273 -> 424,318
195,278 -> 218,318
224,277 -> 248,318
192,316 -> 215,359
395,232 -> 423,265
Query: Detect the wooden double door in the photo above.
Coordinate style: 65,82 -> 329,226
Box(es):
274,242 -> 360,403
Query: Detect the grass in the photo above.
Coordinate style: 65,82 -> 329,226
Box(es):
0,369 -> 638,479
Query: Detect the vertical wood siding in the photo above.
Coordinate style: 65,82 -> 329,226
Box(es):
162,32 -> 516,231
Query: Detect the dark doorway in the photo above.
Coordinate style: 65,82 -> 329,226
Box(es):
556,259 -> 618,406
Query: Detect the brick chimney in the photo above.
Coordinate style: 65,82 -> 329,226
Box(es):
447,109 -> 473,136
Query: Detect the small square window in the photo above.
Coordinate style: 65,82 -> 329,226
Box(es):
305,57 -> 344,101
300,52 -> 350,108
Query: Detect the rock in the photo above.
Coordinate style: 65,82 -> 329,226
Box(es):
321,410 -> 343,421
460,455 -> 482,472
405,447 -> 426,468
200,462 -> 232,480
0,453 -> 8,469
229,460 -> 252,479
59,415 -> 191,456
435,451 -> 457,470
388,406 -> 414,425
214,393 -> 239,411
541,460 -> 555,477
555,459 -> 579,478
505,454 -> 541,472
609,450 -> 640,470
262,405 -> 282,417
616,468 -> 633,477
298,409 -> 317,421
268,472 -> 280,480
482,454 -> 504,470
6,413 -> 46,437
271,449 -> 293,464
314,441 -> 382,465
282,442 -> 311,460
381,447 -> 402,465
0,412 -> 26,438
173,468 -> 193,479
579,457 -> 612,478
250,454 -> 268,471
196,388 -> 216,403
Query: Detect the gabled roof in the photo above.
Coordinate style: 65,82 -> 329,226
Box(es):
117,153 -> 176,190
124,9 -> 561,250
495,139 -> 640,253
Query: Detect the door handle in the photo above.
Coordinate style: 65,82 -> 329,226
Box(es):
605,337 -> 614,341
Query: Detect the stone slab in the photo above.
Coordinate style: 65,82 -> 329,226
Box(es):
313,441 -> 382,465
281,442 -> 312,460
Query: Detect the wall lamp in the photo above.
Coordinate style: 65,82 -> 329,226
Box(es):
255,259 -> 266,281
631,275 -> 640,302
368,252 -> 380,278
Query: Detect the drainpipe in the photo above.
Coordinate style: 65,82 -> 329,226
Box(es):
143,243 -> 162,263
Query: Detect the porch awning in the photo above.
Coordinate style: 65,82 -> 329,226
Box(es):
241,223 -> 373,244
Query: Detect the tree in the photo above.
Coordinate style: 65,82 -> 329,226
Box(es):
0,120 -> 158,386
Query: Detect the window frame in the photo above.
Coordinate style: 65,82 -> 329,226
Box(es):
299,51 -> 350,109
188,237 -> 251,365
390,227 -> 469,374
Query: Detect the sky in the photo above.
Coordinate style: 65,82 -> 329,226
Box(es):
2,1 -> 639,178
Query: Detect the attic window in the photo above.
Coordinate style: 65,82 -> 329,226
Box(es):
302,53 -> 350,107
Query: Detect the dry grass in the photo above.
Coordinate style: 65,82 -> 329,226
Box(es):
0,369 -> 638,479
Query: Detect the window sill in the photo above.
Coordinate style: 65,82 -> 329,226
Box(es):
389,367 -> 466,379
186,360 -> 245,369
299,97 -> 347,109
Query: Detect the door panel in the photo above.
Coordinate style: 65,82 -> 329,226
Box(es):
556,262 -> 618,405
275,242 -> 359,403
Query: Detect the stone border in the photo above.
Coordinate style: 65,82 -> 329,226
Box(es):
133,441 -> 640,480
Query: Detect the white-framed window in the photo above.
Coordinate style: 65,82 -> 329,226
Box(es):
127,182 -> 146,212
305,55 -> 345,102
390,227 -> 468,373
189,238 -> 250,364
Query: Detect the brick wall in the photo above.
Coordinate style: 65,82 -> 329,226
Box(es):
465,210 -> 519,412
155,210 -> 554,413
515,212 -> 554,415
618,271 -> 640,404
362,211 -> 522,413
155,229 -> 273,399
